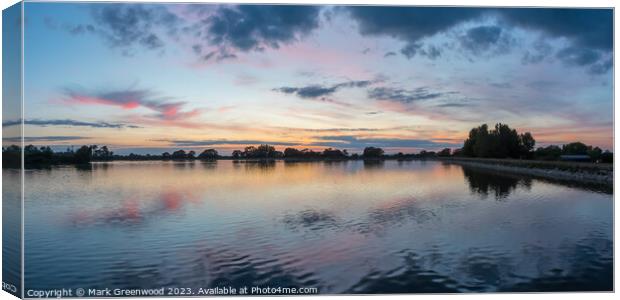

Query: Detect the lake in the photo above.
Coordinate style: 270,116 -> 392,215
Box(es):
13,160 -> 613,293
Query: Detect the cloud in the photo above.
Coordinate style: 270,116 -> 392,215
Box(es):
489,82 -> 512,89
400,43 -> 441,59
346,7 -> 612,52
459,25 -> 511,55
345,6 -> 612,72
311,135 -> 458,149
88,4 -> 178,50
435,102 -> 471,108
346,6 -> 483,53
158,135 -> 459,151
273,126 -> 401,133
63,4 -> 321,60
3,136 -> 89,143
274,80 -> 372,99
61,87 -> 202,122
498,8 -> 612,51
159,139 -> 298,147
276,85 -> 337,99
554,46 -> 612,75
383,51 -> 396,57
3,119 -> 140,129
367,87 -> 447,103
589,58 -> 613,75
556,46 -> 601,66
205,5 -> 321,52
65,24 -> 95,35
65,4 -> 612,73
521,39 -> 552,65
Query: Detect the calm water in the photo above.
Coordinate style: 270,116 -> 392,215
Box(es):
16,160 -> 612,293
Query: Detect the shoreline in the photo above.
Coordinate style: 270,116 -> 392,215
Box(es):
11,157 -> 615,187
437,157 -> 613,186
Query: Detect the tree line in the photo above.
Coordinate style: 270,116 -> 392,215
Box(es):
459,123 -> 612,163
2,123 -> 612,167
2,143 -> 410,167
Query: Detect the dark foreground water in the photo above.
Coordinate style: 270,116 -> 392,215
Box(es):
16,160 -> 612,293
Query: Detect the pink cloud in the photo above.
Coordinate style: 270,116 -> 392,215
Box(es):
61,87 -> 204,125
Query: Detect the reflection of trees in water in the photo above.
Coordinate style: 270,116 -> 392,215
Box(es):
462,167 -> 532,200
233,160 -> 276,172
199,160 -> 218,169
172,161 -> 196,169
74,164 -> 93,171
363,160 -> 385,169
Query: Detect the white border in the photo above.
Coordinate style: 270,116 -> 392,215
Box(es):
0,1 -> 617,300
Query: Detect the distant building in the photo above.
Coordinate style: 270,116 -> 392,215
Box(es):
559,155 -> 590,162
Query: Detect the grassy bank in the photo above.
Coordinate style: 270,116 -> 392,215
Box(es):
438,157 -> 613,186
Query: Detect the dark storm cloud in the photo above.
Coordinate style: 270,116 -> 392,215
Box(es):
556,46 -> 602,67
400,43 -> 441,59
346,7 -> 612,51
554,46 -> 612,75
65,4 -> 321,59
346,6 -> 483,47
204,5 -> 321,51
345,6 -> 612,71
89,4 -> 178,50
367,87 -> 446,103
346,6 -> 481,59
274,80 -> 373,99
589,58 -> 613,75
521,39 -> 553,65
3,119 -> 140,129
66,4 -> 612,72
498,8 -> 613,51
459,25 -> 503,53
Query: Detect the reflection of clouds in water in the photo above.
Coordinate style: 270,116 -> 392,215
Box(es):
282,209 -> 340,232
348,252 -> 460,293
98,243 -> 320,288
362,197 -> 436,231
67,188 -> 198,227
28,161 -> 612,292
461,167 -> 532,200
280,197 -> 437,235
347,235 -> 612,293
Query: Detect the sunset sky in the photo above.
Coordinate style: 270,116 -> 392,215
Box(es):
7,3 -> 614,154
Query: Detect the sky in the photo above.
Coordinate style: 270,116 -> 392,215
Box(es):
5,3 -> 614,154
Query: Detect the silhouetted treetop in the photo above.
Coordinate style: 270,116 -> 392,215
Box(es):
462,123 -> 535,159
